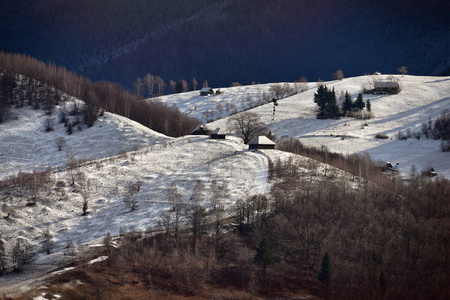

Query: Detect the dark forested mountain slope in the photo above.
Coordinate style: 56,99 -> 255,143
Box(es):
1,0 -> 449,90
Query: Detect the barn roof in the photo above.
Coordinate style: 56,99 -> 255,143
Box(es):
421,166 -> 436,173
248,136 -> 276,145
190,124 -> 209,134
211,128 -> 226,135
374,81 -> 399,88
200,87 -> 213,92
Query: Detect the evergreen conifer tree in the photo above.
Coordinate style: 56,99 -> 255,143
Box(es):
342,91 -> 353,114
318,252 -> 331,285
366,99 -> 372,112
314,85 -> 328,117
254,237 -> 275,269
353,92 -> 365,111
254,237 -> 275,286
325,87 -> 339,117
314,85 -> 339,118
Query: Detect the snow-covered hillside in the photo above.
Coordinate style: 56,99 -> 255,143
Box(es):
0,133 -> 271,294
0,106 -> 170,180
0,74 -> 449,295
158,75 -> 450,178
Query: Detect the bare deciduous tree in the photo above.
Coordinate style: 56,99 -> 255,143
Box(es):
190,180 -> 205,207
124,180 -> 141,211
42,229 -> 54,254
55,137 -> 66,151
66,152 -> 78,185
155,76 -> 166,96
298,76 -> 309,92
190,78 -> 198,91
169,79 -> 177,94
43,117 -> 54,132
228,112 -> 267,144
333,69 -> 344,80
81,191 -> 89,216
132,77 -> 144,98
215,102 -> 224,119
143,74 -> 155,98
398,66 -> 408,77
167,181 -> 182,210
103,232 -> 112,256
211,179 -> 228,211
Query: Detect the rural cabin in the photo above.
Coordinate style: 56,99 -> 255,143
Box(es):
248,136 -> 276,150
374,81 -> 400,94
200,87 -> 214,96
375,161 -> 398,173
421,166 -> 437,177
190,124 -> 210,135
210,128 -> 226,139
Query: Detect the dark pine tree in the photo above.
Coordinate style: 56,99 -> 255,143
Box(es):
254,237 -> 275,286
366,99 -> 372,112
314,85 -> 328,118
342,91 -> 353,114
325,87 -> 339,117
318,252 -> 331,285
353,92 -> 365,111
314,85 -> 339,118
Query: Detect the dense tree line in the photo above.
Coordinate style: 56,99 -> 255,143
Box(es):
0,52 -> 200,136
263,154 -> 449,299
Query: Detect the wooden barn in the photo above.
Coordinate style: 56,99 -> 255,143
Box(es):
200,87 -> 214,96
210,128 -> 226,139
248,136 -> 276,150
190,124 -> 210,135
375,161 -> 398,173
421,166 -> 437,177
374,81 -> 400,94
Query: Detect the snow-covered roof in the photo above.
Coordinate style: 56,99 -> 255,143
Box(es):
374,81 -> 399,88
211,127 -> 226,135
421,166 -> 436,173
200,87 -> 213,92
191,124 -> 208,132
248,136 -> 275,145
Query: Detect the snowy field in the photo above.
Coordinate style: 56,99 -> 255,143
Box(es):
0,74 -> 449,295
0,133 -> 270,294
158,75 -> 450,178
0,107 -> 170,179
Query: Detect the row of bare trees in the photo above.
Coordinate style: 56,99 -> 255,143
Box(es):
100,140 -> 448,299
265,153 -> 450,299
18,141 -> 447,298
132,75 -> 211,98
0,52 -> 200,136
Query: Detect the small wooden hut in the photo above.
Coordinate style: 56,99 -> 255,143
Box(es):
421,166 -> 437,177
190,124 -> 210,135
248,136 -> 276,150
200,87 -> 214,96
374,81 -> 400,94
210,128 -> 226,139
